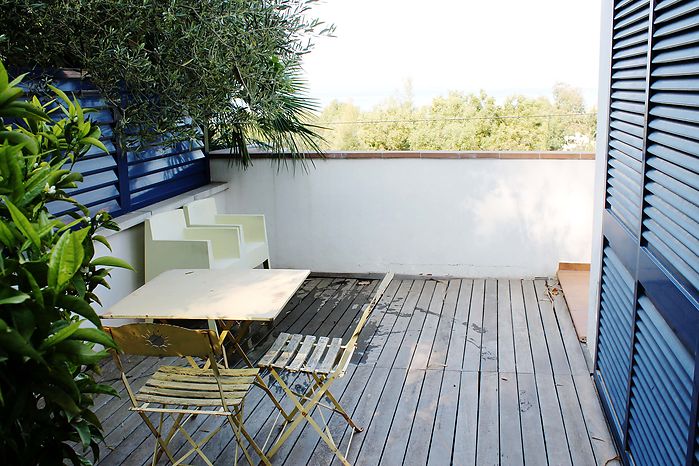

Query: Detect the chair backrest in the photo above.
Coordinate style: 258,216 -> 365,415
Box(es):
105,323 -> 222,358
184,198 -> 218,225
146,209 -> 188,240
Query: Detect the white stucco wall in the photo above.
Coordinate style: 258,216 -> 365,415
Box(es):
587,0 -> 614,357
211,158 -> 595,277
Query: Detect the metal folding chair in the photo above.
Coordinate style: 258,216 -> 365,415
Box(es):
105,323 -> 271,466
257,272 -> 394,465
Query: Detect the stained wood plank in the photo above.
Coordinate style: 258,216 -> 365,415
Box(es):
548,278 -> 590,375
510,279 -> 534,374
536,372 -> 572,466
354,368 -> 407,466
317,338 -> 342,373
404,368 -> 443,465
499,372 -> 524,466
476,371 -> 500,465
426,369 -> 460,466
306,336 -> 330,371
360,279 -> 410,365
463,279 -> 485,372
534,279 -> 570,375
452,371 -> 479,464
381,369 -> 425,464
410,280 -> 446,370
375,280 -> 424,368
573,374 -> 621,466
287,335 -> 316,371
555,373 -> 596,466
517,372 -> 548,465
258,332 -> 290,366
480,279 -> 498,372
497,279 -> 516,373
392,280 -> 435,369
273,334 -> 304,368
427,280 -> 460,369
352,279 -> 401,365
445,279 -> 473,369
522,280 -> 553,374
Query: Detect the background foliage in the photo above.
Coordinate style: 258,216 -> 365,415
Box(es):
0,62 -> 132,465
317,82 -> 597,152
0,0 -> 332,165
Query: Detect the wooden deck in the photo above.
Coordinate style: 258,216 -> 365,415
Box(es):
94,276 -> 619,465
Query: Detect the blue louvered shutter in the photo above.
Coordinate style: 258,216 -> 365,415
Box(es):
595,1 -> 699,465
28,70 -> 210,218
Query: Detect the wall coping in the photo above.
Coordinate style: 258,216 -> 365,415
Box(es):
210,150 -> 595,161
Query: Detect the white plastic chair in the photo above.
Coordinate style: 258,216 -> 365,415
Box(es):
183,198 -> 270,269
144,209 -> 247,281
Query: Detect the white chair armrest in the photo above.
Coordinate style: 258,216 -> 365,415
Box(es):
213,214 -> 267,243
145,239 -> 212,281
183,226 -> 241,259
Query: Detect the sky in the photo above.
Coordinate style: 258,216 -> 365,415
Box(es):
302,0 -> 602,110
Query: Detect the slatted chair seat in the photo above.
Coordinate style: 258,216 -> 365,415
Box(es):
133,366 -> 258,410
258,273 -> 394,466
258,333 -> 350,375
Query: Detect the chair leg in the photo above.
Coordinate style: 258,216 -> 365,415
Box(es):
138,411 -> 178,465
312,373 -> 363,432
227,411 -> 272,466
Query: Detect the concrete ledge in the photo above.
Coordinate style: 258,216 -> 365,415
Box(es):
210,150 -> 595,160
102,182 -> 229,237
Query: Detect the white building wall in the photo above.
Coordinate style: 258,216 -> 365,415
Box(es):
587,0 -> 614,357
211,158 -> 595,278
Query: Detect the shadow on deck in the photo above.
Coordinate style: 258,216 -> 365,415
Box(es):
94,276 -> 618,465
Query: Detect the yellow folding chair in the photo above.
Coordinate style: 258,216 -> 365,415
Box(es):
258,272 -> 394,465
105,323 -> 271,466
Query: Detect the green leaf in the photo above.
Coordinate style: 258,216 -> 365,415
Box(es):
57,295 -> 101,327
48,228 -> 89,291
56,340 -> 109,366
82,137 -> 108,154
0,221 -> 15,247
2,197 -> 40,248
93,235 -> 112,252
44,386 -> 81,420
0,286 -> 30,305
82,383 -> 118,397
22,268 -> 44,307
40,320 -> 82,350
69,328 -> 116,349
73,420 -> 91,448
0,318 -> 43,361
90,256 -> 135,271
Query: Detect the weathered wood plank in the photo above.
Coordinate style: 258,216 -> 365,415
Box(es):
510,279 -> 534,374
453,370 -> 479,464
497,279 -> 516,373
573,373 -> 620,465
426,369 -> 459,466
548,278 -> 590,375
380,369 -> 425,464
555,373 -> 596,466
352,279 -> 401,365
517,372 -> 548,465
476,371 -> 499,466
333,366 -> 392,465
534,279 -> 570,375
536,372 -> 572,466
404,368 -> 443,465
480,279 -> 498,372
410,280 -> 447,370
427,280 -> 460,369
499,372 -> 523,465
375,280 -> 424,369
445,279 -> 473,369
463,279 -> 485,372
258,332 -> 290,367
361,279 -> 411,366
353,368 -> 407,466
392,280 -> 435,369
522,280 -> 553,374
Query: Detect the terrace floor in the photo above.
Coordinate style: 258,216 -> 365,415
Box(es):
94,276 -> 619,465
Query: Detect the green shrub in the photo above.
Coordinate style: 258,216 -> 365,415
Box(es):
1,0 -> 333,165
0,61 -> 133,465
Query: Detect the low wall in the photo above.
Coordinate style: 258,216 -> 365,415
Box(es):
211,154 -> 596,277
